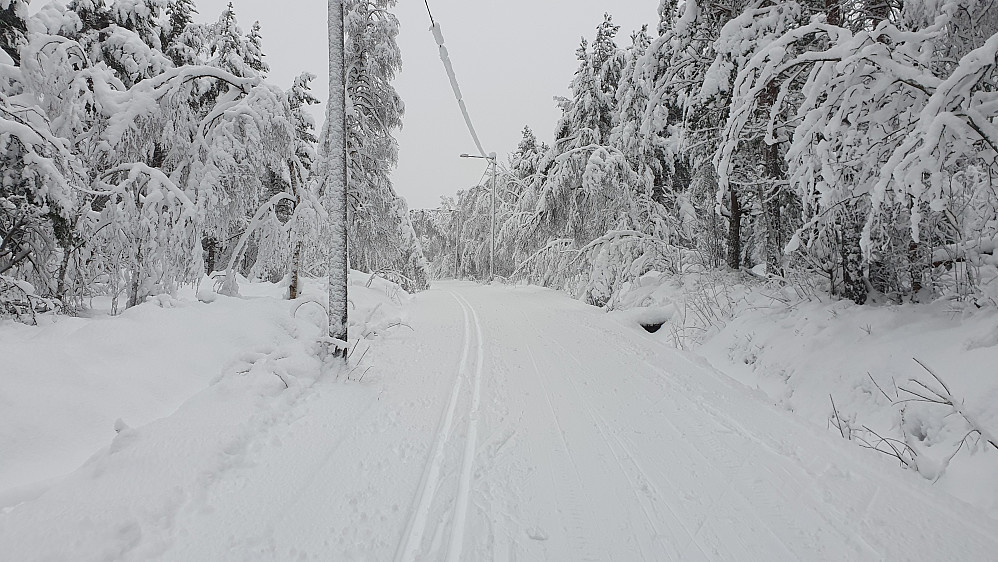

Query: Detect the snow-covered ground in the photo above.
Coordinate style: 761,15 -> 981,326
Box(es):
613,270 -> 998,518
2,279 -> 997,560
0,273 -> 406,514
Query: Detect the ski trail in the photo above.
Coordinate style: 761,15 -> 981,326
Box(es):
543,336 -> 672,561
394,293 -> 471,562
446,293 -> 485,562
521,335 -> 600,561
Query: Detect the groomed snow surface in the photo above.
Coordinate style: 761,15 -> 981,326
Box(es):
2,277 -> 997,560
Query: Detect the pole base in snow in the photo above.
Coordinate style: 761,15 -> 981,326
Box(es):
318,338 -> 349,379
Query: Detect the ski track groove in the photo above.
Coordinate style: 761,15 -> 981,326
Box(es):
394,293 -> 471,562
446,293 -> 486,562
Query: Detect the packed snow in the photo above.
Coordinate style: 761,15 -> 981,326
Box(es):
2,278 -> 997,560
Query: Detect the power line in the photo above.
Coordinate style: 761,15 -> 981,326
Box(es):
423,0 -> 435,25
422,0 -> 488,158
423,1 -> 497,281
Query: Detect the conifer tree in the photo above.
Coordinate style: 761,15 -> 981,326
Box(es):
341,0 -> 428,291
0,0 -> 29,65
163,0 -> 197,66
286,72 -> 320,299
244,21 -> 269,75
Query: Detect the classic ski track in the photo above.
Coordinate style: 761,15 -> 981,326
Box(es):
394,293 -> 472,562
446,293 -> 486,562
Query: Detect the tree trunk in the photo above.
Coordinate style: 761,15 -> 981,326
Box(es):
839,213 -> 867,304
908,240 -> 923,300
764,135 -> 784,277
127,184 -> 145,309
726,189 -> 742,270
56,245 -> 72,302
288,168 -> 302,300
289,240 -> 302,299
756,79 -> 786,277
825,0 -> 841,27
128,245 -> 143,309
203,237 -> 219,274
327,0 -> 349,355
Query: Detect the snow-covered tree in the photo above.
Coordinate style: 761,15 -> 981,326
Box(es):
340,0 -> 428,292
205,3 -> 253,79
243,20 -> 268,75
704,1 -> 808,275
0,0 -> 29,65
0,0 -> 322,319
163,0 -> 200,66
0,49 -> 76,296
284,71 -> 320,299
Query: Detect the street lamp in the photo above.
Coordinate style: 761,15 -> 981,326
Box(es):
460,152 -> 497,282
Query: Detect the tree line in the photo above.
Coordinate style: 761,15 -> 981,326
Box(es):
0,0 -> 425,322
415,0 -> 998,307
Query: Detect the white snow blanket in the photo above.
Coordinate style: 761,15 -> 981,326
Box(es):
0,281 -> 995,560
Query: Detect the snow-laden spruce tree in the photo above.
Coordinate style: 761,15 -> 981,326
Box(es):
267,72 -> 322,300
185,5 -> 305,291
0,43 -> 76,301
506,14 -> 687,304
337,0 -> 428,292
518,15 -> 628,252
0,0 -> 29,65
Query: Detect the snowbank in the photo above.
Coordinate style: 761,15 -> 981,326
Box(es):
612,270 -> 998,517
0,272 -> 408,515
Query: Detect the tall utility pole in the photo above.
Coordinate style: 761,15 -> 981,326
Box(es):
460,152 -> 497,281
327,0 -> 348,355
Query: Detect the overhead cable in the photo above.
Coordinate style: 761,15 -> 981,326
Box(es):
423,0 -> 488,158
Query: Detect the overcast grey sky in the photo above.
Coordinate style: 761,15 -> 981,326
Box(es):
37,0 -> 661,209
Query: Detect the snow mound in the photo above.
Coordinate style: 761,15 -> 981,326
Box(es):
0,272 -> 408,526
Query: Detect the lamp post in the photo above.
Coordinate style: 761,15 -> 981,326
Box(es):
460,152 -> 497,281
